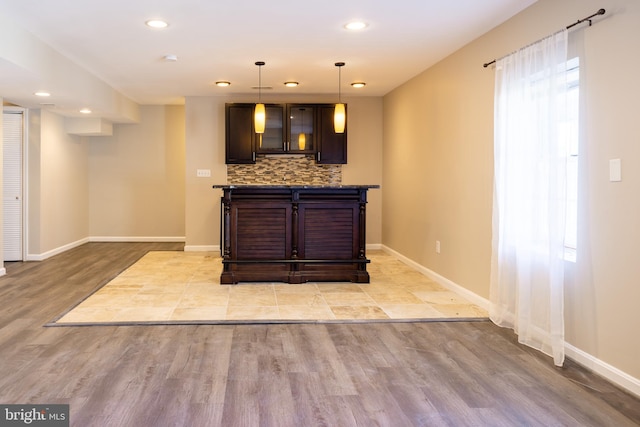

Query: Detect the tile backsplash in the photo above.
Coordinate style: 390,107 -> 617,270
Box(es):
227,155 -> 342,185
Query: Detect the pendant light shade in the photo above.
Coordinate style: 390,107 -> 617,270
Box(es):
334,62 -> 346,133
254,61 -> 265,134
254,103 -> 265,134
334,103 -> 345,134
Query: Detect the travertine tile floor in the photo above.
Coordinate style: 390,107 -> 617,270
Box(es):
55,250 -> 488,324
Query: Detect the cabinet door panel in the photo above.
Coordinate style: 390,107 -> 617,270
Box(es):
233,205 -> 291,260
256,105 -> 285,152
317,105 -> 347,164
225,104 -> 255,164
302,206 -> 356,259
288,105 -> 315,153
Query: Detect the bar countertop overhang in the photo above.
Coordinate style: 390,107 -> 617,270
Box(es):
212,184 -> 380,189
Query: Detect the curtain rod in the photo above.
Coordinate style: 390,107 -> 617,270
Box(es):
483,8 -> 606,68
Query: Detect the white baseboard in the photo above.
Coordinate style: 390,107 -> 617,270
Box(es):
184,245 -> 219,252
26,237 -> 90,261
380,244 -> 490,311
380,244 -> 640,399
26,240 -> 377,260
565,343 -> 640,398
89,236 -> 185,243
25,236 -> 185,261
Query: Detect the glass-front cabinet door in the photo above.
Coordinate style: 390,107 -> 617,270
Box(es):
253,103 -> 318,155
287,105 -> 315,153
256,104 -> 285,152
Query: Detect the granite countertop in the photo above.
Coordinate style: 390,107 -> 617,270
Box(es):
212,184 -> 380,189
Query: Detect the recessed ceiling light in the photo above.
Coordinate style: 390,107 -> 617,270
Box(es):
79,108 -> 92,114
163,54 -> 178,62
146,19 -> 168,29
215,81 -> 231,87
344,21 -> 367,30
34,91 -> 51,97
284,81 -> 299,87
351,82 -> 366,88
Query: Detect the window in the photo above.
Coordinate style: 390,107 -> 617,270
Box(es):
491,29 -> 571,366
508,56 -> 579,260
562,57 -> 579,261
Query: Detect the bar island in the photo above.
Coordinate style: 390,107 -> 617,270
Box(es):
213,185 -> 379,284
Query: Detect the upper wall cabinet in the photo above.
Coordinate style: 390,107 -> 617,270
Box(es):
225,103 -> 347,164
225,104 -> 256,164
316,104 -> 347,165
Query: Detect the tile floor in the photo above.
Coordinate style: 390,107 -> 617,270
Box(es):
55,250 -> 488,324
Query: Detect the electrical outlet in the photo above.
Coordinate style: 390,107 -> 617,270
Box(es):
435,240 -> 441,254
196,169 -> 211,178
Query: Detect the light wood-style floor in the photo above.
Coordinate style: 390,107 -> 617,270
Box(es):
1,242 -> 638,426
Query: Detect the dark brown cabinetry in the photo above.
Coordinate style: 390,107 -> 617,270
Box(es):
316,104 -> 347,164
225,103 -> 347,164
215,185 -> 377,284
225,104 -> 256,164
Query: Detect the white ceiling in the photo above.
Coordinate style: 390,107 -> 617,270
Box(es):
1,0 -> 536,109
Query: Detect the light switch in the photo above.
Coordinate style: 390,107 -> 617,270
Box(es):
609,159 -> 621,182
196,169 -> 211,178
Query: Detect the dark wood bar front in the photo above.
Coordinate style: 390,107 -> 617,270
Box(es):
214,185 -> 379,284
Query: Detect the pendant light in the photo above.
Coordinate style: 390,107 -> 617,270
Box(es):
254,61 -> 265,134
334,62 -> 346,133
298,108 -> 306,150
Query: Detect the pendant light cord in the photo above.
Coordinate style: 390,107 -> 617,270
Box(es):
338,66 -> 341,103
335,62 -> 345,103
259,65 -> 262,103
256,61 -> 265,102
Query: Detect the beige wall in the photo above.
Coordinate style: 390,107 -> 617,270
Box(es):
342,97 -> 383,242
383,0 -> 640,381
27,110 -> 90,256
383,48 -> 494,298
88,105 -> 185,239
184,97 -> 225,250
184,95 -> 383,251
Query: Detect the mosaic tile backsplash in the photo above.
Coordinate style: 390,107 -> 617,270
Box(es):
227,155 -> 342,185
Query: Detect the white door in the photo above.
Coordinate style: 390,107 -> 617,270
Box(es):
3,110 -> 24,261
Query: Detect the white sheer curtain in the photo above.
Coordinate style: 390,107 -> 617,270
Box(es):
490,29 -> 569,366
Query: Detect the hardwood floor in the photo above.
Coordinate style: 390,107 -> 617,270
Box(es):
1,242 -> 638,426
